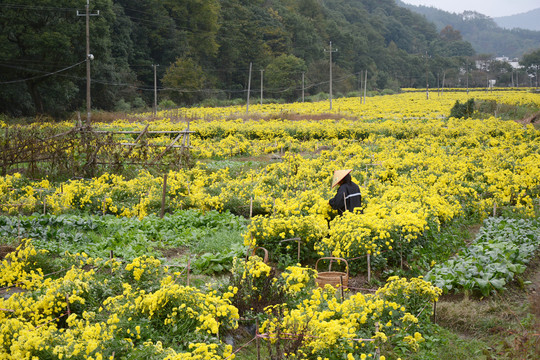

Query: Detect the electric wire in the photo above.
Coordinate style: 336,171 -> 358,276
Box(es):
0,60 -> 86,84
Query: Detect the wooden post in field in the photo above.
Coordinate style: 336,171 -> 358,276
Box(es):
493,201 -> 497,217
17,211 -> 21,241
160,174 -> 168,218
340,276 -> 344,302
187,255 -> 191,286
250,197 -> 253,218
400,235 -> 403,270
367,253 -> 371,283
110,250 -> 114,275
256,319 -> 261,360
375,322 -> 381,359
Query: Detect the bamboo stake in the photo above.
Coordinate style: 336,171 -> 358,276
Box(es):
110,250 -> 114,276
256,319 -> 261,360
160,174 -> 168,218
367,253 -> 371,283
375,322 -> 381,359
400,235 -> 403,270
187,255 -> 191,286
65,294 -> 71,315
17,212 -> 21,241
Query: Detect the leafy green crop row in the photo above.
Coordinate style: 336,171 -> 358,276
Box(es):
0,210 -> 247,265
425,217 -> 539,296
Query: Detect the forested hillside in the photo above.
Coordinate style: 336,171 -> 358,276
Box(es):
0,0 -> 475,117
397,1 -> 540,58
494,8 -> 540,32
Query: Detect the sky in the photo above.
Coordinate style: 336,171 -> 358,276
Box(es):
401,0 -> 540,18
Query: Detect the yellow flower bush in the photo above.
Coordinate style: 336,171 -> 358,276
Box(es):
245,214 -> 328,262
0,240 -> 239,359
260,275 -> 440,358
376,276 -> 442,322
280,264 -> 318,295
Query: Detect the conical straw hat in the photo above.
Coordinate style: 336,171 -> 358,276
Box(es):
332,169 -> 352,188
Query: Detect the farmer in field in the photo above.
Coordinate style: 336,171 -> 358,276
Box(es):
329,169 -> 361,215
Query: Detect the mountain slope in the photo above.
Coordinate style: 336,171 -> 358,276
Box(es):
494,8 -> 540,31
396,1 -> 540,57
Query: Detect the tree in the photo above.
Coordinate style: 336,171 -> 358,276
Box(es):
440,25 -> 463,42
520,48 -> 540,87
162,57 -> 209,105
0,0 -> 118,117
266,54 -> 307,101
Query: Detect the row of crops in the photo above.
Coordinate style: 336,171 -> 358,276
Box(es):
1,89 -> 539,359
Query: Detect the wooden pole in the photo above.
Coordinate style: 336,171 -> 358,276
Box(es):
302,72 -> 305,102
160,174 -> 168,218
364,70 -> 367,104
110,250 -> 114,275
340,275 -> 344,303
187,255 -> 191,286
400,235 -> 403,271
17,212 -> 21,241
250,197 -> 253,219
256,319 -> 261,360
367,253 -> 371,283
375,322 -> 381,359
247,62 -> 252,114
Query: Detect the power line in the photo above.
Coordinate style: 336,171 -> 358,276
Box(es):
0,3 -> 76,12
0,60 -> 85,84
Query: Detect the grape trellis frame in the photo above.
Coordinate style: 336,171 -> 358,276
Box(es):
1,122 -> 194,179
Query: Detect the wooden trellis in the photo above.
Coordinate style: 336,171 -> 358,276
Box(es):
0,122 -> 194,178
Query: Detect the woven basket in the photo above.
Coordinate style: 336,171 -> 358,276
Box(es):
250,246 -> 269,264
315,257 -> 349,288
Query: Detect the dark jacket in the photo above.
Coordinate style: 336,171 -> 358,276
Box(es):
329,174 -> 362,215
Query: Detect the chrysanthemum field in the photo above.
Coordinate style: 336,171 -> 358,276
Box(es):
1,89 -> 539,359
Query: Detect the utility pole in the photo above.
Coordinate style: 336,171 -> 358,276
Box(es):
324,41 -> 337,110
466,62 -> 469,94
424,51 -> 430,100
363,70 -> 367,104
77,0 -> 99,126
301,72 -> 305,102
260,69 -> 264,105
246,62 -> 252,113
442,71 -> 446,95
152,64 -> 159,117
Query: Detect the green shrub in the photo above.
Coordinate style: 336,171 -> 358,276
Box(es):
449,99 -> 475,119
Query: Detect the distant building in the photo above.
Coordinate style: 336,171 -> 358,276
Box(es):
495,56 -> 522,69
